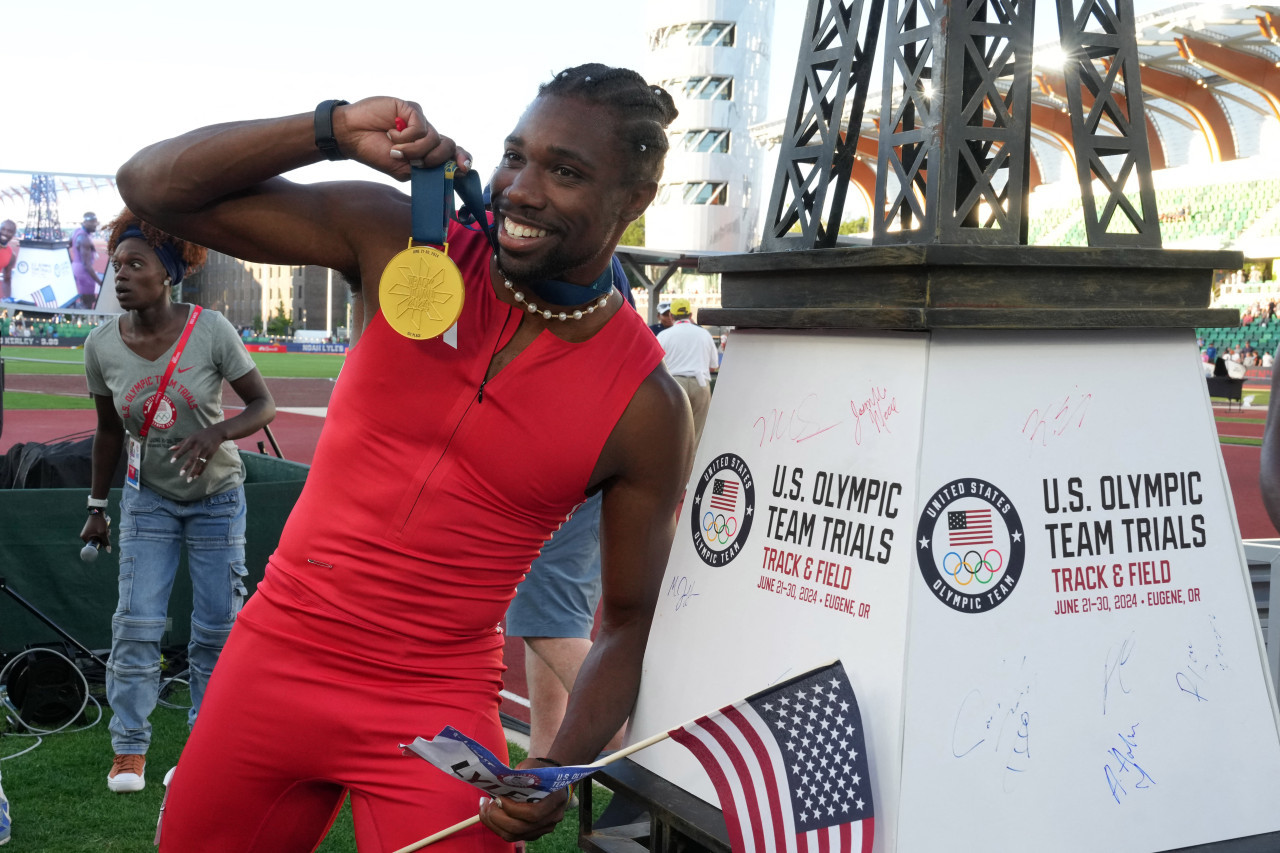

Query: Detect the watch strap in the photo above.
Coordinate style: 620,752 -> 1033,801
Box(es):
314,99 -> 350,161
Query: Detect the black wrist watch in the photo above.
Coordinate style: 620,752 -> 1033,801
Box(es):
314,100 -> 350,161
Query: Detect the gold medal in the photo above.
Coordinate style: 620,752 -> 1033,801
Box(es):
378,241 -> 465,340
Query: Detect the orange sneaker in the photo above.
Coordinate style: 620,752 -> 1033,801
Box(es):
108,754 -> 146,793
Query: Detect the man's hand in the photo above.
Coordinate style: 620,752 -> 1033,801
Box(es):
333,97 -> 474,181
476,758 -> 572,843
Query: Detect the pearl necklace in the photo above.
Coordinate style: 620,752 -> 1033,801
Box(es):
503,278 -> 610,321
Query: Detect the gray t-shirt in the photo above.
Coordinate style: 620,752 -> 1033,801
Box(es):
85,306 -> 257,501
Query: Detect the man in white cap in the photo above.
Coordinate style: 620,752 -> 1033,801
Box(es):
648,299 -> 673,335
657,297 -> 719,447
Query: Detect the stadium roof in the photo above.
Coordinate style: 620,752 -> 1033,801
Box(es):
0,169 -> 117,210
753,1 -> 1280,201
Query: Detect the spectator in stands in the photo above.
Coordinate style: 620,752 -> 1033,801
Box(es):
0,220 -> 18,301
1264,350 -> 1274,368
78,209 -> 276,794
1206,341 -> 1218,363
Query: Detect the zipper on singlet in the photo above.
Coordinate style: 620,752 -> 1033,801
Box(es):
477,304 -> 515,405
396,304 -> 514,534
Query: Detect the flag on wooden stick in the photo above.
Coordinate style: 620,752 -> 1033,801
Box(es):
669,661 -> 875,853
397,660 -> 873,853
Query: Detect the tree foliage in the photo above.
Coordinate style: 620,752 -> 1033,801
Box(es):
266,301 -> 292,337
620,214 -> 645,247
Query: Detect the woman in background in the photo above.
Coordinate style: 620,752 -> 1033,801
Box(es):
79,209 -> 275,793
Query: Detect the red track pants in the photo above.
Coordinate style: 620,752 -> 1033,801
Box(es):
157,575 -> 514,852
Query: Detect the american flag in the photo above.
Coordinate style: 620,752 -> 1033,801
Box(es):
948,508 -> 993,546
710,478 -> 739,513
31,286 -> 57,308
669,661 -> 874,853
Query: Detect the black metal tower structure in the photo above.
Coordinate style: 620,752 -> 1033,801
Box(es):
759,0 -> 1164,251
22,174 -> 64,245
702,0 -> 1227,336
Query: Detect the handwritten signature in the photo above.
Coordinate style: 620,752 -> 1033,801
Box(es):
950,660 -> 1035,792
1021,388 -> 1092,450
1177,613 -> 1228,701
1102,632 -> 1136,715
850,386 -> 900,446
1103,725 -> 1156,804
751,385 -> 901,449
667,575 -> 699,613
752,393 -> 839,448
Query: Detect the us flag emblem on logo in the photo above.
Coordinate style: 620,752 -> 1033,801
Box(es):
690,453 -> 755,567
915,477 -> 1025,613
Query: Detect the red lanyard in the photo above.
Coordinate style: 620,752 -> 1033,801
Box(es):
139,305 -> 202,438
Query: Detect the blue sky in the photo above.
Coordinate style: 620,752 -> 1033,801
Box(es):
3,0 -> 1180,220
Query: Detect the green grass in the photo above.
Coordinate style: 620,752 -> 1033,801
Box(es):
0,693 -> 601,852
2,391 -> 95,410
244,351 -> 344,379
3,348 -> 344,380
0,352 -> 84,375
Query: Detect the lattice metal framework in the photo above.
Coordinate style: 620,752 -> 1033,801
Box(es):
872,0 -> 1037,245
761,0 -> 885,251
23,174 -> 62,242
1058,0 -> 1161,247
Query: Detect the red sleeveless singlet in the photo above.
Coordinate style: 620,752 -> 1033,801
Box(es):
267,221 -> 665,650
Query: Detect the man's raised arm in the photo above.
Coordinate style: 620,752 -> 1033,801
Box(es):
116,98 -> 471,282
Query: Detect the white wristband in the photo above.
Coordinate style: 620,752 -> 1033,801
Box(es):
87,496 -> 109,509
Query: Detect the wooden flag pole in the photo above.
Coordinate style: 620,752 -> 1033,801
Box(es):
393,815 -> 481,853
390,730 -> 676,852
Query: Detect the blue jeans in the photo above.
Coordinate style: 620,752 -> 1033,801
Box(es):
107,483 -> 249,755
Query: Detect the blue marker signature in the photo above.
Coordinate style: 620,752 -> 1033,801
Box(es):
667,575 -> 699,613
950,659 -> 1034,792
1177,613 -> 1229,701
1102,632 -> 1135,716
1103,724 -> 1156,804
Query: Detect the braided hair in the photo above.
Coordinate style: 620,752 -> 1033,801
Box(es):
538,64 -> 679,184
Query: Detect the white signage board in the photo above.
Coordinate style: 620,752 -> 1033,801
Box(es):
631,328 -> 930,853
629,327 -> 1280,853
9,244 -> 77,308
897,328 -> 1280,852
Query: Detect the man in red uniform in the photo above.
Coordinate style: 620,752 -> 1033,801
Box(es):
117,65 -> 693,852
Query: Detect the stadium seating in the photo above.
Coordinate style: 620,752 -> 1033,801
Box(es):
1030,176 -> 1280,250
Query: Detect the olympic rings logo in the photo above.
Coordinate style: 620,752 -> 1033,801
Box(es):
942,549 -> 1005,586
703,511 -> 738,545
